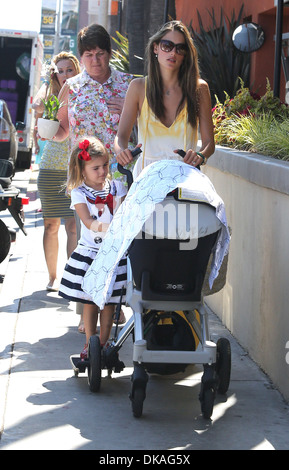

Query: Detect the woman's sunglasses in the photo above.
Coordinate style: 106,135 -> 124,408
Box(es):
159,39 -> 188,56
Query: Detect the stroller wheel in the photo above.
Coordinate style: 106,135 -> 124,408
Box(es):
200,386 -> 215,419
216,337 -> 231,394
131,387 -> 146,418
87,335 -> 102,392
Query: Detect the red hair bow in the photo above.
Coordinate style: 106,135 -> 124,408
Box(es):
78,139 -> 91,161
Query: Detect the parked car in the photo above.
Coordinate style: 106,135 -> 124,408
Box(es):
0,99 -> 18,187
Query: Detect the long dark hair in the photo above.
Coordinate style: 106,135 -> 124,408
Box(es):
145,20 -> 200,128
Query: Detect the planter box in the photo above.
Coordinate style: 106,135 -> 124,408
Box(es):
202,144 -> 289,402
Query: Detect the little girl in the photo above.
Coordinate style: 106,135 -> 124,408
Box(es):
58,137 -> 127,358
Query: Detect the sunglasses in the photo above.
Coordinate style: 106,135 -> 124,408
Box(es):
159,39 -> 188,56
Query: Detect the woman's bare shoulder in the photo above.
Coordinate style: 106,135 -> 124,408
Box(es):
129,77 -> 145,92
197,79 -> 212,103
126,77 -> 146,108
197,78 -> 210,92
131,76 -> 145,86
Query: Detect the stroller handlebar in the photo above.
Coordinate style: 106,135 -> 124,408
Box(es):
117,148 -> 185,188
117,147 -> 142,188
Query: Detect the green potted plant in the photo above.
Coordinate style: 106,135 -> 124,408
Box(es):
37,95 -> 64,139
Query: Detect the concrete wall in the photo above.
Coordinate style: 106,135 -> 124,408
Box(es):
202,145 -> 289,402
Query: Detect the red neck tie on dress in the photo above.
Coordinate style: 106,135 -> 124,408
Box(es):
86,193 -> 114,216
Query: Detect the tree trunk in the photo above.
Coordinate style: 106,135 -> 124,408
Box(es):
147,0 -> 176,39
126,0 -> 145,75
125,0 -> 176,76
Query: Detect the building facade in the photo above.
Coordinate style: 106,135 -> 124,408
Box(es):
175,0 -> 289,101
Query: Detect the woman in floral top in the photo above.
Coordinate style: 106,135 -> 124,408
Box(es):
54,24 -> 135,329
55,23 -> 135,180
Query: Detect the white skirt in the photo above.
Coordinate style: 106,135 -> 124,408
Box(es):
59,245 -> 127,305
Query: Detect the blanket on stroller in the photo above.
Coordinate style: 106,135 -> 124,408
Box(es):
82,160 -> 230,309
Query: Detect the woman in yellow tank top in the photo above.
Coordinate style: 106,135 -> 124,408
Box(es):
115,20 -> 215,178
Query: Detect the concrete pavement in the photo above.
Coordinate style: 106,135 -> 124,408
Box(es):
0,165 -> 288,450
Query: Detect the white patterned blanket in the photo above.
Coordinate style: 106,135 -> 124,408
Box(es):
82,160 -> 230,309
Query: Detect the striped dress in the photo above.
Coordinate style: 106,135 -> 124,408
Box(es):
37,138 -> 74,219
58,179 -> 127,306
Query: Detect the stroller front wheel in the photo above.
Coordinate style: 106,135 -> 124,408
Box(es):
131,387 -> 146,418
200,386 -> 215,419
216,337 -> 231,394
88,335 -> 102,392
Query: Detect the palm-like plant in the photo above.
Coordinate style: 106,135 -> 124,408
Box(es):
189,4 -> 250,105
111,32 -> 130,73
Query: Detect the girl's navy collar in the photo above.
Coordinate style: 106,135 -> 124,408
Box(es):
81,180 -> 117,200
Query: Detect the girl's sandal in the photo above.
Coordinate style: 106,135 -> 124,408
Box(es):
80,344 -> 88,359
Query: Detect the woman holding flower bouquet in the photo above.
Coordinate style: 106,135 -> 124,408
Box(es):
32,52 -> 81,292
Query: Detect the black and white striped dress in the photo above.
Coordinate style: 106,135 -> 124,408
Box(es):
59,180 -> 127,306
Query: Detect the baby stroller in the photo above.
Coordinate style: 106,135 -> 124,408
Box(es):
72,150 -> 231,420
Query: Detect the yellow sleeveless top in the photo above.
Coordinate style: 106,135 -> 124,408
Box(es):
133,81 -> 198,178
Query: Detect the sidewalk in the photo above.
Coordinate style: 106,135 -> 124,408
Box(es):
0,166 -> 288,450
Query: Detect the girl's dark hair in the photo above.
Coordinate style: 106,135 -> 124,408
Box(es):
77,23 -> 111,56
145,20 -> 200,128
